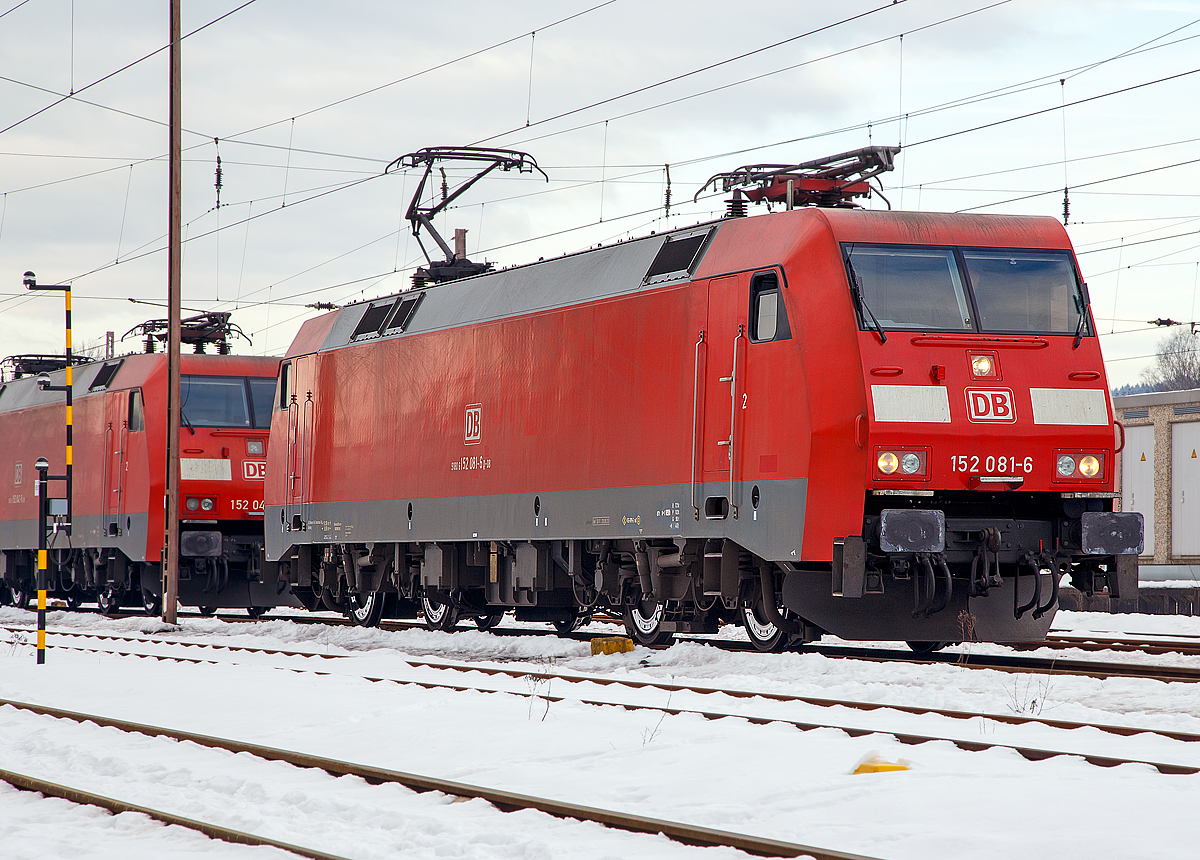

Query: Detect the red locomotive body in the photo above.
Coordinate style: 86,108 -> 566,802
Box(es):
1,352 -> 291,614
265,196 -> 1140,646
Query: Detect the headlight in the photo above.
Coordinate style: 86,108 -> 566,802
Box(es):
200,498 -> 215,512
970,354 -> 993,376
877,452 -> 899,474
900,452 -> 922,474
1057,455 -> 1077,477
1079,455 -> 1100,477
186,497 -> 199,511
247,439 -> 265,456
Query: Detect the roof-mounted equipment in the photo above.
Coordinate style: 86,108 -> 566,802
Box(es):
0,354 -> 93,382
387,146 -> 548,284
123,311 -> 249,354
695,145 -> 900,211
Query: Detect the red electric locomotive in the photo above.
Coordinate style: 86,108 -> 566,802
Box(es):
265,146 -> 1141,647
0,314 -> 293,615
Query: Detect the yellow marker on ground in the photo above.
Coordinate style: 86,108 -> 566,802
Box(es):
853,757 -> 909,774
591,636 -> 635,655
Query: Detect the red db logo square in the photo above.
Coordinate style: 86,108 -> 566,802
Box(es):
464,404 -> 482,445
966,388 -> 1016,423
243,460 -> 267,480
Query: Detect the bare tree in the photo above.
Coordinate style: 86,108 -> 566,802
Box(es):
1141,327 -> 1200,392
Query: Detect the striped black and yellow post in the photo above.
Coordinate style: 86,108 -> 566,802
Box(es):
64,283 -> 73,536
23,273 -> 75,665
34,458 -> 49,665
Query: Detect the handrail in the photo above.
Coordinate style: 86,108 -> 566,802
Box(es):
690,330 -> 706,521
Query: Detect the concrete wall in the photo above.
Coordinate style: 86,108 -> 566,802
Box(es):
1115,388 -> 1200,566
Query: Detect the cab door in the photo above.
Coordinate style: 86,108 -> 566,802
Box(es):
701,274 -> 747,517
102,391 -> 128,537
283,358 -> 314,531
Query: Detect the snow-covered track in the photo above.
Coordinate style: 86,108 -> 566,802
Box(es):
1020,632 -> 1200,657
0,765 -> 351,860
18,628 -> 1200,775
0,698 -> 878,860
796,643 -> 1200,684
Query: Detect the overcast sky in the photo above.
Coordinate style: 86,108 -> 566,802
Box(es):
1,0 -> 1198,387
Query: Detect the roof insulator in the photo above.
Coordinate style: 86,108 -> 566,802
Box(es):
725,189 -> 747,218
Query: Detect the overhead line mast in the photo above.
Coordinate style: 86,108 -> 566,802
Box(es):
164,0 -> 182,624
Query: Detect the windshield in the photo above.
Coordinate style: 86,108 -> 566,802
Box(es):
962,249 -> 1086,334
843,243 -> 1088,336
845,246 -> 972,331
249,378 -> 276,429
181,375 -> 274,429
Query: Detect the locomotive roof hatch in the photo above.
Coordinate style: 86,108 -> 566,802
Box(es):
387,146 -> 548,286
696,145 -> 900,212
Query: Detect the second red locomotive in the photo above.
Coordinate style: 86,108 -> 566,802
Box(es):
1,316 -> 291,615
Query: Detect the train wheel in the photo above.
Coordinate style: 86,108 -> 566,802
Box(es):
422,595 -> 459,632
347,591 -> 385,627
246,606 -> 270,619
97,586 -> 123,616
740,602 -> 787,653
141,588 -> 162,617
622,599 -> 674,648
64,591 -> 82,610
198,606 -> 217,617
0,584 -> 10,606
552,612 -> 592,636
906,641 -> 951,654
11,583 -> 32,610
474,612 -> 504,630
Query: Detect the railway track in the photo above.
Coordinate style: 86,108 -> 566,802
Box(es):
1020,631 -> 1200,657
0,697 -> 877,860
11,625 -> 1200,775
14,606 -> 1200,681
42,604 -> 1200,660
0,766 -> 351,860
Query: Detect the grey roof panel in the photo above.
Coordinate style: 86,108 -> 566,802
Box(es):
319,222 -> 721,352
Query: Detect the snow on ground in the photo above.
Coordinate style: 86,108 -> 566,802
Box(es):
1,607 -> 1198,860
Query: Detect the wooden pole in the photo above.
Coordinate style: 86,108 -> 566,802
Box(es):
163,0 -> 181,623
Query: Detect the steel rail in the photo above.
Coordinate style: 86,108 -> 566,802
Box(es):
0,766 -> 350,860
0,698 -> 877,860
12,635 -> 1200,774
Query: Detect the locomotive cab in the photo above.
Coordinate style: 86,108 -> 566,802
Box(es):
776,213 -> 1142,645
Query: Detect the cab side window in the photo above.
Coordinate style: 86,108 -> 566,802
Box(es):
128,389 -> 145,431
750,271 -> 790,342
277,362 -> 292,410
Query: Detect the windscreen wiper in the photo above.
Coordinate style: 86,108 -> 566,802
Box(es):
1072,293 -> 1087,349
180,408 -> 196,435
845,254 -> 887,344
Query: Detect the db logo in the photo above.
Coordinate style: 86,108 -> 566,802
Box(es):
966,388 -> 1016,423
464,403 -> 482,445
242,460 -> 267,480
